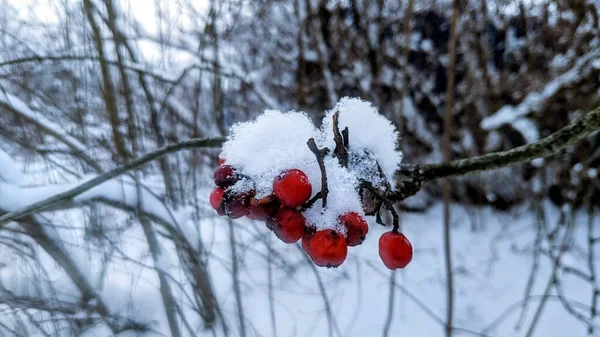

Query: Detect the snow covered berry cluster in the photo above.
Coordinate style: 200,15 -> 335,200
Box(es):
209,98 -> 412,269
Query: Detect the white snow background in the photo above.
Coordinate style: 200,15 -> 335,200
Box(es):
0,96 -> 595,336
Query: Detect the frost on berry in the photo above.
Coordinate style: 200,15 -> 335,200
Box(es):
339,212 -> 368,246
213,97 -> 406,269
379,231 -> 413,269
222,190 -> 253,219
214,165 -> 239,187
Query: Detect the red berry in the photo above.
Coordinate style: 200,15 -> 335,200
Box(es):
266,208 -> 305,243
214,165 -> 239,187
273,169 -> 312,207
301,226 -> 317,254
209,187 -> 225,216
218,153 -> 226,166
378,231 -> 413,270
247,194 -> 280,220
222,190 -> 252,219
339,212 -> 369,246
306,230 -> 348,268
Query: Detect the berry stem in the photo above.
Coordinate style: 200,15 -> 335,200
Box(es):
301,191 -> 323,211
307,138 -> 330,208
332,111 -> 349,168
360,180 -> 400,231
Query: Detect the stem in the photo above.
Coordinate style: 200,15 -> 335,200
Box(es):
332,111 -> 349,167
307,138 -> 330,208
395,105 -> 600,201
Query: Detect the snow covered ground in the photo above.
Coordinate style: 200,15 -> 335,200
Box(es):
188,201 -> 592,337
2,189 -> 592,336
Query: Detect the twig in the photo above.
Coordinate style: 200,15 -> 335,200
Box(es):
307,138 -> 330,208
297,245 -> 343,337
588,200 -> 599,336
332,111 -> 349,168
442,2 -> 460,335
228,219 -> 247,337
0,137 -> 224,226
2,105 -> 600,225
382,270 -> 396,337
394,106 -> 600,201
360,180 -> 399,231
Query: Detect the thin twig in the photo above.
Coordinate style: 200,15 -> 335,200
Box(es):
0,137 -> 224,226
394,106 -> 600,201
307,138 -> 330,208
332,111 -> 349,168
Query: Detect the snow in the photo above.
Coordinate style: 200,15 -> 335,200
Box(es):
321,97 -> 403,185
0,148 -> 25,186
220,98 -> 402,232
0,92 -> 88,154
511,118 -> 540,143
0,175 -> 187,230
531,158 -> 545,167
481,48 -> 600,130
0,150 -> 596,337
221,109 -> 321,198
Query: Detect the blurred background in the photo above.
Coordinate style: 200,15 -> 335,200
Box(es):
0,0 -> 599,336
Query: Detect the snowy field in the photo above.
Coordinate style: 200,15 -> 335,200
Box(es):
0,180 -> 593,336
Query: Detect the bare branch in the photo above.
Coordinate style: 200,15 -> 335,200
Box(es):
394,106 -> 600,200
0,137 -> 224,226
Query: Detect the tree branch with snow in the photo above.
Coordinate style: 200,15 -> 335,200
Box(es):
2,105 -> 599,227
393,106 -> 600,200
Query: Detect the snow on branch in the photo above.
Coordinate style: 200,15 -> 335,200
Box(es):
0,92 -> 103,171
394,105 -> 600,200
0,137 -> 224,226
0,92 -> 88,154
1,104 -> 599,224
480,48 -> 600,130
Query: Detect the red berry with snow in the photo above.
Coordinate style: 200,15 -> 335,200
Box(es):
266,207 -> 306,243
379,231 -> 413,270
247,194 -> 280,220
214,165 -> 239,187
305,229 -> 348,268
339,212 -> 369,246
273,169 -> 312,208
209,187 -> 225,216
222,190 -> 253,219
218,153 -> 226,166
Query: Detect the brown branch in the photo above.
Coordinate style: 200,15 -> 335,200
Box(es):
0,137 -> 225,226
332,111 -> 349,167
307,138 -> 330,208
2,105 -> 599,226
393,106 -> 600,201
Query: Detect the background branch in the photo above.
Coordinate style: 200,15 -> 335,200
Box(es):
393,106 -> 600,201
2,105 -> 599,226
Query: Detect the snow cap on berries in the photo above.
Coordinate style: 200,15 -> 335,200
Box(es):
321,97 -> 402,188
221,110 -> 322,198
302,157 -> 363,234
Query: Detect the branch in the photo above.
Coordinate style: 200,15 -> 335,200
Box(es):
393,106 -> 600,201
0,137 -> 224,226
2,105 -> 599,224
307,138 -> 330,208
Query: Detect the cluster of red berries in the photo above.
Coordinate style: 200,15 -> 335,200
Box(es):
209,157 -> 413,270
